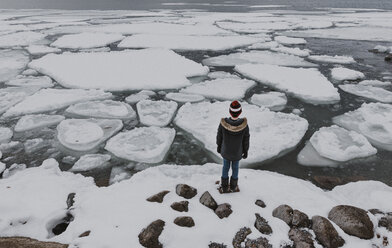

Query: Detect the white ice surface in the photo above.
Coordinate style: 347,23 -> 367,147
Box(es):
358,80 -> 392,87
274,36 -> 306,45
216,21 -> 291,33
339,84 -> 392,103
51,33 -> 125,49
0,50 -> 30,82
0,127 -> 13,144
29,49 -> 209,91
105,126 -> 175,163
235,64 -> 340,105
248,41 -> 279,50
308,55 -> 356,64
207,71 -> 238,79
0,87 -> 40,116
0,31 -> 46,48
6,76 -> 54,88
331,67 -> 365,81
136,100 -> 178,127
125,92 -> 152,104
250,92 -> 287,111
165,92 -> 205,103
15,114 -> 65,132
27,45 -> 61,56
297,142 -> 339,167
70,154 -> 111,172
270,45 -> 310,57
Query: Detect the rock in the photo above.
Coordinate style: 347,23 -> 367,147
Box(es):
312,175 -> 366,190
254,213 -> 273,235
79,230 -> 91,237
328,205 -> 374,239
170,201 -> 189,212
215,203 -> 233,219
289,228 -> 315,248
272,204 -> 293,226
385,54 -> 392,62
138,219 -> 165,248
146,190 -> 170,203
209,242 -> 227,248
173,216 -> 195,227
200,191 -> 218,211
0,237 -> 67,248
233,227 -> 252,248
255,199 -> 266,208
176,184 -> 197,199
312,216 -> 345,248
379,215 -> 392,231
244,237 -> 272,248
369,209 -> 384,215
292,210 -> 311,228
66,193 -> 75,209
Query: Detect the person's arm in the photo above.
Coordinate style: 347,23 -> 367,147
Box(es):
242,126 -> 250,159
216,123 -> 223,153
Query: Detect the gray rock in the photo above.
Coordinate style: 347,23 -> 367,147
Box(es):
385,54 -> 392,62
66,193 -> 75,209
146,190 -> 170,203
288,228 -> 315,248
170,201 -> 189,212
176,184 -> 197,199
244,237 -> 272,248
0,237 -> 67,248
79,230 -> 91,237
255,200 -> 266,208
215,203 -> 233,219
272,204 -> 293,226
200,191 -> 218,211
254,213 -> 272,235
138,219 -> 165,248
312,216 -> 344,248
174,216 -> 195,227
379,215 -> 392,232
233,227 -> 252,248
292,210 -> 311,228
369,209 -> 384,215
209,242 -> 227,248
328,205 -> 374,239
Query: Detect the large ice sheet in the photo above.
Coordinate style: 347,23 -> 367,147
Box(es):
308,55 -> 355,64
15,114 -> 65,132
339,84 -> 392,103
70,154 -> 111,172
105,126 -> 175,163
0,50 -> 30,82
174,101 -> 308,165
0,87 -> 40,115
180,77 -> 255,100
250,92 -> 287,111
4,88 -> 112,117
6,76 -> 54,88
202,50 -> 316,67
29,49 -> 209,91
0,31 -> 46,48
235,64 -> 340,105
136,100 -> 178,127
331,67 -> 365,81
51,33 -> 125,49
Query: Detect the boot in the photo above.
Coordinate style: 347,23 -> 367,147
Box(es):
219,177 -> 230,193
230,177 -> 239,192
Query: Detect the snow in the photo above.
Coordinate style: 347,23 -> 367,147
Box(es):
165,92 -> 205,103
70,154 -> 111,172
27,45 -> 61,56
0,87 -> 40,115
0,31 -> 46,48
308,55 -> 356,64
358,80 -> 391,87
2,163 -> 26,178
3,88 -> 112,117
270,45 -> 310,57
0,161 -> 4,173
118,34 -> 260,51
331,67 -> 365,81
339,84 -> 392,103
235,64 -> 340,105
175,101 -> 308,166
57,119 -> 123,151
0,127 -> 13,144
309,125 -> 377,162
180,77 -> 256,100
274,36 -> 306,45
136,100 -> 178,127
250,92 -> 287,111
6,76 -> 54,88
28,49 -> 209,91
0,50 -> 30,82
51,33 -> 125,49
105,126 -> 175,163
65,100 -> 137,120
333,103 -> 392,151
15,114 -> 65,132
202,50 -> 316,67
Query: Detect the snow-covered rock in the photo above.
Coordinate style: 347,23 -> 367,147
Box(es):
331,67 -> 365,81
5,76 -> 54,88
333,103 -> 392,151
358,80 -> 391,87
308,55 -> 356,64
270,46 -> 310,57
235,64 -> 340,105
339,84 -> 392,103
65,100 -> 136,120
0,87 -> 40,115
105,126 -> 175,163
3,88 -> 112,117
70,154 -> 111,172
0,127 -> 13,144
57,119 -> 123,151
26,45 -> 61,56
250,92 -> 287,111
14,114 -> 65,132
165,92 -> 205,103
51,33 -> 125,49
180,78 -> 256,100
0,50 -> 30,82
136,100 -> 178,127
274,36 -> 306,45
0,31 -> 46,48
174,101 -> 308,166
29,49 -> 209,91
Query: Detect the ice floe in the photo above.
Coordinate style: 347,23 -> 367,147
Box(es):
29,49 -> 209,91
0,127 -> 13,144
2,163 -> 26,178
0,50 -> 30,82
65,100 -> 136,120
216,21 -> 291,33
4,88 -> 112,117
26,45 -> 61,56
14,114 -> 65,132
270,45 -> 310,57
358,80 -> 391,87
136,100 -> 178,127
21,69 -> 38,76
248,41 -> 279,50
308,55 -> 356,64
235,64 -> 340,105
165,92 -> 205,103
51,33 -> 125,49
105,126 -> 175,163
274,36 -> 306,45
57,119 -> 123,151
70,154 -> 111,172
5,76 -> 54,88
180,77 -> 255,100
0,31 -> 46,48
175,101 -> 308,165
331,67 -> 365,81
339,84 -> 392,103
207,71 -> 238,79
371,45 -> 392,53
250,92 -> 287,111
125,90 -> 156,104
0,87 -> 40,115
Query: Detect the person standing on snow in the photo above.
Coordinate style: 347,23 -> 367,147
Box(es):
216,100 -> 250,193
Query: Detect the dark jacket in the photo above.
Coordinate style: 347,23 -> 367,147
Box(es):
216,117 -> 250,161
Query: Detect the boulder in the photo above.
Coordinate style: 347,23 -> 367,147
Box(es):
0,237 -> 67,248
176,184 -> 197,199
215,203 -> 233,219
170,201 -> 189,212
244,237 -> 272,248
385,54 -> 392,62
233,227 -> 252,248
379,215 -> 392,232
138,219 -> 165,248
200,191 -> 218,211
173,216 -> 195,227
79,231 -> 91,237
255,199 -> 266,208
272,204 -> 293,226
369,209 -> 384,216
312,216 -> 344,248
289,228 -> 315,248
292,210 -> 311,228
312,175 -> 365,190
209,242 -> 227,248
146,190 -> 170,203
254,213 -> 272,235
328,205 -> 374,239
66,193 -> 75,209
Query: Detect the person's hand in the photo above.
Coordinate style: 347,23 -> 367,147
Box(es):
217,146 -> 221,154
242,152 -> 248,159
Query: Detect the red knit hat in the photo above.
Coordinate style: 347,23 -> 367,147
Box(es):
229,100 -> 242,118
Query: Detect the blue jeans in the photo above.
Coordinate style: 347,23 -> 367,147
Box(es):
222,159 -> 239,179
